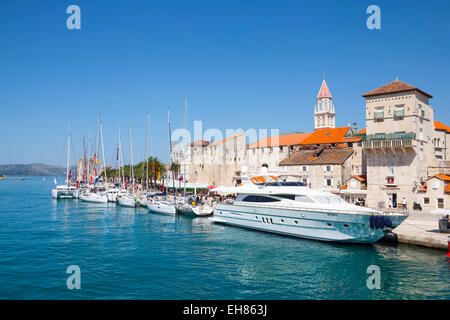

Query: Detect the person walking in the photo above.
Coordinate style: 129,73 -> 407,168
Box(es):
402,197 -> 407,212
388,198 -> 393,210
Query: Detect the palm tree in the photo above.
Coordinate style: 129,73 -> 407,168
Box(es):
169,162 -> 181,182
147,156 -> 166,188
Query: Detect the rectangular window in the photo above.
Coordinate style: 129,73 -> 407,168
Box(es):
423,197 -> 430,205
374,108 -> 384,122
437,198 -> 444,209
326,179 -> 332,186
394,105 -> 404,120
302,166 -> 308,172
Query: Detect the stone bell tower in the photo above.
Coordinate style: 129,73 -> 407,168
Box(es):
314,79 -> 335,130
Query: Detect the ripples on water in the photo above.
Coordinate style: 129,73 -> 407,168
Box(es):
0,178 -> 449,299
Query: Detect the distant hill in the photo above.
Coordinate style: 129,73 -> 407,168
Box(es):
0,163 -> 72,177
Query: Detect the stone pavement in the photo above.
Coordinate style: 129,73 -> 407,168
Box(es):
392,211 -> 450,250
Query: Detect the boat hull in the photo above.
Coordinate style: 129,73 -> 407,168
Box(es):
79,193 -> 108,203
147,202 -> 176,216
212,203 -> 407,243
118,196 -> 137,208
52,188 -> 75,199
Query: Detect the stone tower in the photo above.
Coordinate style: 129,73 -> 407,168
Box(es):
314,79 -> 335,130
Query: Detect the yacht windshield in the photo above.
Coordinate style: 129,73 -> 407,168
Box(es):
311,195 -> 345,204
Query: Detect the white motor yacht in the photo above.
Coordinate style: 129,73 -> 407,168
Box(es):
211,177 -> 408,244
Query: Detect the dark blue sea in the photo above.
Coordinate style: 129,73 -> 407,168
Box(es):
0,177 -> 449,299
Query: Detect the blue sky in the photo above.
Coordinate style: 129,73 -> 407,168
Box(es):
0,0 -> 449,166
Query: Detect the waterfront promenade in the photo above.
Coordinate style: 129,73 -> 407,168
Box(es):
393,212 -> 449,250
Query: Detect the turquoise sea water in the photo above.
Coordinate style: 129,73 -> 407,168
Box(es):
0,177 -> 449,300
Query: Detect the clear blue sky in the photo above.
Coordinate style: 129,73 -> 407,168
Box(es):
1,0 -> 449,166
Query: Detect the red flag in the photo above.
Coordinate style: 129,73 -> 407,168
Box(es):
67,169 -> 72,181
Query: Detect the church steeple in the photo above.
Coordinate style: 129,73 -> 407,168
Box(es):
314,78 -> 335,130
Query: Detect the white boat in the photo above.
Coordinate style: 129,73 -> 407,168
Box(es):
211,176 -> 408,244
118,194 -> 138,207
192,204 -> 214,216
106,188 -> 127,202
147,198 -> 176,216
52,185 -> 77,199
176,196 -> 213,217
79,191 -> 108,203
52,122 -> 76,199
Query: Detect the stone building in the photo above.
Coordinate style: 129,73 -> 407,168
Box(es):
278,126 -> 364,195
361,79 -> 449,210
417,174 -> 450,210
187,134 -> 246,187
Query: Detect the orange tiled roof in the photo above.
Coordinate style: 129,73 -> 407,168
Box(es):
352,175 -> 366,182
435,174 -> 450,182
248,132 -> 312,149
445,183 -> 450,193
362,80 -> 432,98
210,133 -> 244,146
279,147 -> 354,166
190,139 -> 210,147
300,127 -> 359,145
434,121 -> 450,133
341,184 -> 348,190
358,128 -> 366,134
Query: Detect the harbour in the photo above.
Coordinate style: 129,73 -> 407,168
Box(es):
0,177 -> 449,300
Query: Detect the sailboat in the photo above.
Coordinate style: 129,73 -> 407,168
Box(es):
175,97 -> 213,217
147,107 -> 176,215
79,114 -> 108,203
138,113 -> 151,207
106,125 -> 128,202
118,119 -> 138,207
52,121 -> 77,199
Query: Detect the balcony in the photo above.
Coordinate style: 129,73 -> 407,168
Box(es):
362,132 -> 416,149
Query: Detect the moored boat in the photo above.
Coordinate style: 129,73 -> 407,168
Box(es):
211,176 -> 408,244
147,197 -> 176,216
79,190 -> 108,203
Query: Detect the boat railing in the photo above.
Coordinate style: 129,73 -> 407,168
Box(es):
217,200 -> 385,215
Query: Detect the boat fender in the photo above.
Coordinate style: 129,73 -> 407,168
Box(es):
375,216 -> 384,229
370,216 -> 375,229
384,218 -> 392,228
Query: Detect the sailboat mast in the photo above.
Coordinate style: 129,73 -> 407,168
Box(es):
144,113 -> 150,191
66,120 -> 70,187
100,114 -> 107,186
87,129 -> 91,185
83,134 -> 86,183
168,107 -> 175,201
129,119 -> 134,191
118,125 -> 121,188
95,115 -> 100,186
183,97 -> 187,198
